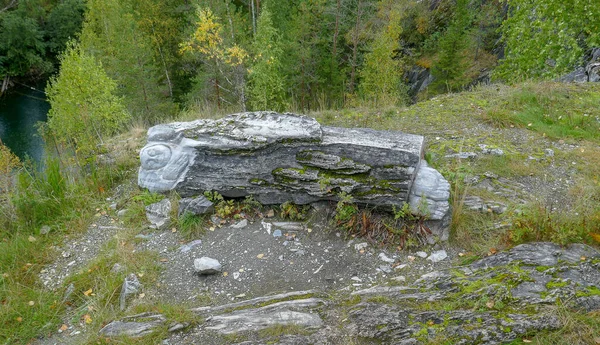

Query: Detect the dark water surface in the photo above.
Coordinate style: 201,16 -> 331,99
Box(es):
0,87 -> 49,162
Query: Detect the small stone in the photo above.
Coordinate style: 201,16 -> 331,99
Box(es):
392,275 -> 406,283
351,276 -> 362,282
168,323 -> 188,333
354,242 -> 368,251
135,234 -> 153,240
427,250 -> 448,263
111,263 -> 124,273
109,202 -> 118,210
145,199 -> 171,229
178,196 -> 214,217
39,225 -> 51,235
483,171 -> 498,179
120,274 -> 142,311
256,253 -> 265,259
273,229 -> 283,237
416,251 -> 428,258
379,265 -> 392,273
262,221 -> 272,234
178,239 -> 202,253
231,219 -> 248,229
194,257 -> 222,275
233,272 -> 240,279
117,209 -> 128,218
378,253 -> 395,263
445,152 -> 478,159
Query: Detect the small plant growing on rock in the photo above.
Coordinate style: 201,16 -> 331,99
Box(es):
335,192 -> 358,226
280,201 -> 309,220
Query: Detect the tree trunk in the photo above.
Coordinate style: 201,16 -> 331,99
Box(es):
348,0 -> 362,94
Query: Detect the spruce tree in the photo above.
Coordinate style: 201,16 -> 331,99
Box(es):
247,4 -> 286,111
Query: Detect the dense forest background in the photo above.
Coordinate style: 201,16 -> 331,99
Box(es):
1,0 -> 599,128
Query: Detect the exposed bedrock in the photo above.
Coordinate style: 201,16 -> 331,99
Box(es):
138,112 -> 450,236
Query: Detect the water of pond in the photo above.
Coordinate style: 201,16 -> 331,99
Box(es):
0,86 -> 49,162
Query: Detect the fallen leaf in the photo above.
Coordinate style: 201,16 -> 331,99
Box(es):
83,289 -> 93,297
83,314 -> 92,324
307,228 -> 312,233
486,300 -> 495,309
222,272 -> 228,277
590,233 -> 600,243
209,227 -> 215,232
137,273 -> 144,278
28,236 -> 36,242
427,320 -> 434,326
59,324 -> 68,332
580,256 -> 586,261
522,339 -> 532,343
160,258 -> 168,262
16,316 -> 22,322
266,209 -> 275,218
458,252 -> 465,257
594,336 -> 600,344
138,293 -> 145,299
28,301 -> 34,306
489,248 -> 498,255
171,228 -> 177,233
256,253 -> 265,259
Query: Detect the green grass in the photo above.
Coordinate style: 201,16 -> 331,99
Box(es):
482,84 -> 600,142
0,132 -> 141,344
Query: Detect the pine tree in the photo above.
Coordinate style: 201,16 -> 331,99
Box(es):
247,4 -> 286,111
431,0 -> 472,92
80,0 -> 176,123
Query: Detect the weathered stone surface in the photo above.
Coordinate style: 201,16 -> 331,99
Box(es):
145,199 -> 171,229
138,112 -> 450,232
178,196 -> 213,217
408,161 -> 450,220
99,313 -> 166,337
204,299 -> 325,334
194,257 -> 222,274
101,244 -> 599,343
120,273 -> 142,311
346,303 -> 560,344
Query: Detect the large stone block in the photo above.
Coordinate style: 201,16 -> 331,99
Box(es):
138,112 -> 450,236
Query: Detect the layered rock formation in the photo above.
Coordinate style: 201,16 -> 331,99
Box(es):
138,112 -> 450,237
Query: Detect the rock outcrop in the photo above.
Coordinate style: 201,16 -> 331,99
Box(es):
100,243 -> 600,344
138,112 -> 450,237
559,47 -> 600,82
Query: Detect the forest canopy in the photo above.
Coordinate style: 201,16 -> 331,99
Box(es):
1,0 -> 597,120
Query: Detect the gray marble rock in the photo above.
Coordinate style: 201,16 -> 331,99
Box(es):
138,112 -> 451,236
178,195 -> 213,217
194,257 -> 222,274
99,313 -> 166,337
145,199 -> 171,229
120,273 -> 142,311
